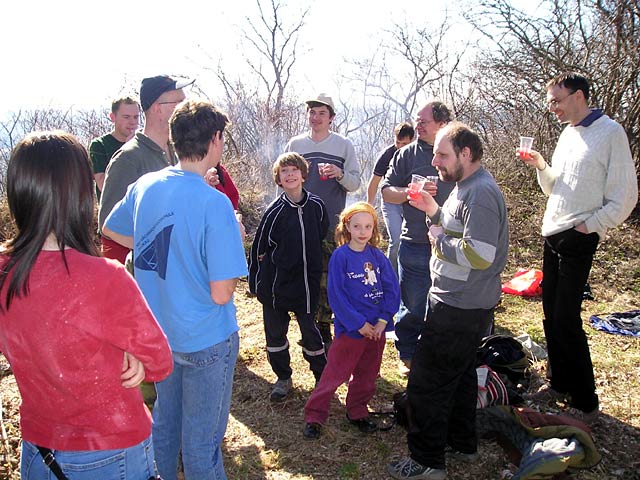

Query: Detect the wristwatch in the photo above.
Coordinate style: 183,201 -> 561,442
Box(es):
337,172 -> 344,181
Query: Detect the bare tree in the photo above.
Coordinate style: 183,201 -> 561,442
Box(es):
195,0 -> 310,203
346,14 -> 467,120
464,0 -> 640,166
242,0 -> 309,119
0,108 -> 110,195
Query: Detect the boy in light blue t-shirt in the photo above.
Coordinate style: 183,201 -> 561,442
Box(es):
104,100 -> 247,480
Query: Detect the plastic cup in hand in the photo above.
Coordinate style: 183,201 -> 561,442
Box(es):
425,175 -> 439,196
426,175 -> 438,184
407,174 -> 427,200
318,163 -> 328,181
519,136 -> 534,159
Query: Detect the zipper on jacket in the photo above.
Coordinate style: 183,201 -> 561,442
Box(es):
298,206 -> 311,314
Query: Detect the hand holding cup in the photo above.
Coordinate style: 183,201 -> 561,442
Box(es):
407,174 -> 427,200
425,175 -> 438,196
318,163 -> 329,180
205,167 -> 220,187
518,136 -> 534,160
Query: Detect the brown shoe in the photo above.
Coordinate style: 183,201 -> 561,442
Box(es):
526,384 -> 569,404
566,406 -> 599,426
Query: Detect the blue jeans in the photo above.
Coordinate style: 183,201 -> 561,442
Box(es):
395,241 -> 431,361
21,436 -> 156,479
380,201 -> 403,277
153,332 -> 239,480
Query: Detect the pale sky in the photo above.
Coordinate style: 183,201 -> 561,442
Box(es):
0,0 -> 457,117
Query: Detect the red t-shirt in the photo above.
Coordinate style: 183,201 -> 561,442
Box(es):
0,249 -> 173,450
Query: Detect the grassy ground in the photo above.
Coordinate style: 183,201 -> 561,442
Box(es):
1,269 -> 639,479
217,282 -> 640,480
1,206 -> 639,479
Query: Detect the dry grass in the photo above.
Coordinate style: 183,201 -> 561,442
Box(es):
1,196 -> 639,479
1,274 -> 639,479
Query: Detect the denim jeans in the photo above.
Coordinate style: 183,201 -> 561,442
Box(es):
395,241 -> 431,361
407,299 -> 493,469
153,332 -> 239,480
380,201 -> 403,277
542,228 -> 599,412
21,436 -> 156,479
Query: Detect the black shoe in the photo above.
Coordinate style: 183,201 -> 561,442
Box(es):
347,414 -> 378,434
303,422 -> 322,440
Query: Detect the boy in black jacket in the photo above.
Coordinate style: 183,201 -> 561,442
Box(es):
249,152 -> 329,402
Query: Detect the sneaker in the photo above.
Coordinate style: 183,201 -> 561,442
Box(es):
270,377 -> 292,402
566,406 -> 599,425
387,457 -> 446,479
303,422 -> 321,440
445,446 -> 478,463
526,384 -> 568,404
346,414 -> 378,434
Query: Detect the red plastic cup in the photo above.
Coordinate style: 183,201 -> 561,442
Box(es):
318,163 -> 328,180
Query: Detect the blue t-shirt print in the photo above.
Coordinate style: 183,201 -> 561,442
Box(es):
135,224 -> 174,280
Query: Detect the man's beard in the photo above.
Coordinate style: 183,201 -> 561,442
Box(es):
438,159 -> 463,182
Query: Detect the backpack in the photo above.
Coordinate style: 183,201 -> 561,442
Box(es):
476,334 -> 530,383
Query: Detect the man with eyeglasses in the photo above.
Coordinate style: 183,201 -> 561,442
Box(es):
380,102 -> 455,375
520,72 -> 637,424
98,75 -> 194,263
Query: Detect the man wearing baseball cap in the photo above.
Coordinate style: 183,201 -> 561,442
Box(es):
98,75 -> 194,263
283,93 -> 360,367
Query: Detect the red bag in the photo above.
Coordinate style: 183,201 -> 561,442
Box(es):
501,269 -> 543,297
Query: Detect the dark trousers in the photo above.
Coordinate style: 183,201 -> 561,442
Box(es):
315,240 -> 336,325
263,303 -> 327,382
542,228 -> 599,412
407,298 -> 492,469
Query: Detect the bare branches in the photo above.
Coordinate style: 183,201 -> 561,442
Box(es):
242,0 -> 308,115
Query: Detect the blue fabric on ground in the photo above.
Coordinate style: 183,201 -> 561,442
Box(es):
589,310 -> 640,337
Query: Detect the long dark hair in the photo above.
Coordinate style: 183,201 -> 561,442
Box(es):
0,131 -> 99,310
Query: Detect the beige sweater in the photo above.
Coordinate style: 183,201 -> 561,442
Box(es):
538,115 -> 637,240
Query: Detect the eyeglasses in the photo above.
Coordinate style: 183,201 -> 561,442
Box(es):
414,118 -> 435,126
547,90 -> 577,108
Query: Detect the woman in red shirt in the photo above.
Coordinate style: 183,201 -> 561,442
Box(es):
0,131 -> 173,479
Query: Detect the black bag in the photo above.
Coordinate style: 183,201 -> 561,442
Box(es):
476,334 -> 529,383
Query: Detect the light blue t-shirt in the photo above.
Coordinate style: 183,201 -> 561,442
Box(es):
105,167 -> 248,353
